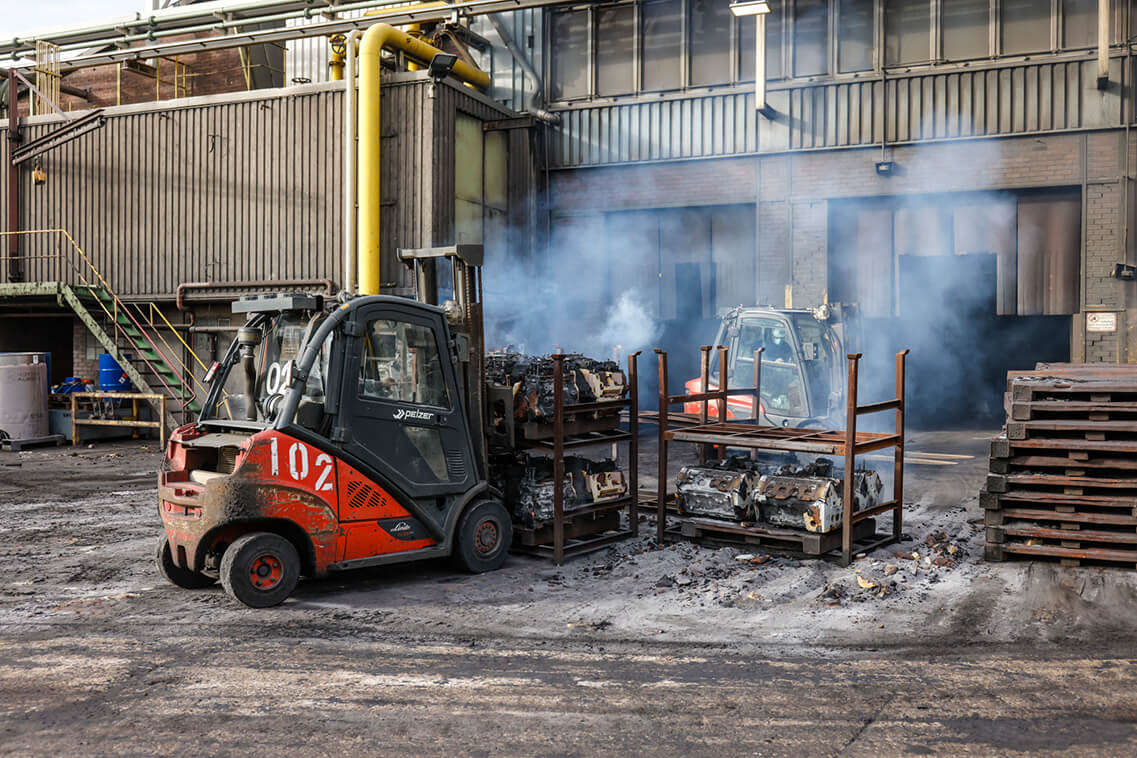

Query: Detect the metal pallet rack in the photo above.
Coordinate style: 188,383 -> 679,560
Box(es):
511,351 -> 640,564
651,346 -> 908,566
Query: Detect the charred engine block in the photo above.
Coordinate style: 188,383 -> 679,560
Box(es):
675,456 -> 883,533
491,453 -> 628,528
486,352 -> 626,430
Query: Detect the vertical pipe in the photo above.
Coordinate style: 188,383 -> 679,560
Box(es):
628,351 -> 640,538
6,68 -> 19,283
1098,0 -> 1110,84
553,353 -> 565,564
893,349 -> 909,543
842,353 -> 861,566
357,26 -> 384,296
655,348 -> 669,547
755,14 -> 767,113
716,345 -> 728,462
698,344 -> 711,464
751,347 -> 764,421
343,30 -> 360,294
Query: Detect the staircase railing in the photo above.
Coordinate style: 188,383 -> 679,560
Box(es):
0,229 -> 208,419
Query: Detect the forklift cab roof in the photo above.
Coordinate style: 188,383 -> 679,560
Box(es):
231,292 -> 325,315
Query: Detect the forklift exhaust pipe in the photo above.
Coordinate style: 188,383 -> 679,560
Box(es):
236,326 -> 261,421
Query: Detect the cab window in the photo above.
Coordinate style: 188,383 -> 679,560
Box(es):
359,319 -> 450,409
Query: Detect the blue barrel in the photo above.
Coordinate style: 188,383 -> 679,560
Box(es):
98,353 -> 133,392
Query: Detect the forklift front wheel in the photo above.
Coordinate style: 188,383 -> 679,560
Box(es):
220,532 -> 300,608
156,534 -> 216,589
452,500 -> 512,573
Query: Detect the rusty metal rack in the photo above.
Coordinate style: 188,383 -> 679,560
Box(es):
510,352 -> 640,564
650,345 -> 908,566
70,391 -> 167,446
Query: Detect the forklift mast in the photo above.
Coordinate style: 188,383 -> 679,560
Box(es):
398,244 -> 487,478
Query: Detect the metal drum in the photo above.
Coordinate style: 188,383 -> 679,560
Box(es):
98,353 -> 133,392
0,352 -> 49,440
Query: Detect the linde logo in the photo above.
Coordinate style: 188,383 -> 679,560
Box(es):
392,407 -> 435,422
392,521 -> 411,533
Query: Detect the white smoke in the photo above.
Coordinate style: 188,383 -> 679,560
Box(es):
590,291 -> 661,357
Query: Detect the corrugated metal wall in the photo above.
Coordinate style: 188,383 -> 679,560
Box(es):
1,84 -> 345,297
549,55 -> 1128,168
0,76 -> 525,298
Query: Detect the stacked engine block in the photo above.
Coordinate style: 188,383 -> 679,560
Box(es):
676,456 -> 883,534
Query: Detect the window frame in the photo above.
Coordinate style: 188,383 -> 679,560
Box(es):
543,0 -> 1111,104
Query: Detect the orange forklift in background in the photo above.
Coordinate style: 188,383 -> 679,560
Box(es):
156,246 -> 511,607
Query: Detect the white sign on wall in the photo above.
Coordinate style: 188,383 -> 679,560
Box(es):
1086,312 -> 1117,333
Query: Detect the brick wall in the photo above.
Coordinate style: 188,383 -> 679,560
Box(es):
790,201 -> 826,306
550,157 -> 757,212
71,318 -> 99,381
758,200 -> 788,304
9,33 -> 267,116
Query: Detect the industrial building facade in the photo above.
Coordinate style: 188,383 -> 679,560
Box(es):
0,0 -> 1134,424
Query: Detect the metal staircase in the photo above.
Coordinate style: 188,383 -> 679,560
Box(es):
0,230 -> 209,430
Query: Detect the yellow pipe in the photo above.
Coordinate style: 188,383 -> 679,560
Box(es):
357,22 -> 490,295
329,34 -> 346,81
405,24 -> 422,72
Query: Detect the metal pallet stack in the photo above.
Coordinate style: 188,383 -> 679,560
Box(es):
984,363 -> 1137,568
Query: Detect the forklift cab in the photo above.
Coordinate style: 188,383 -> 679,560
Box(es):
160,246 -> 509,608
694,305 -> 858,428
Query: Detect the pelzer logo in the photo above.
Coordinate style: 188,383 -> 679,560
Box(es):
392,407 -> 435,422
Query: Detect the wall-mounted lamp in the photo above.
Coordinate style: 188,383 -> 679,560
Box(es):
1113,263 -> 1136,280
728,0 -> 771,16
428,52 -> 458,82
875,160 -> 896,177
730,1 -> 772,119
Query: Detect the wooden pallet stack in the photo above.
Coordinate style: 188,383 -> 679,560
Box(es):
984,363 -> 1137,568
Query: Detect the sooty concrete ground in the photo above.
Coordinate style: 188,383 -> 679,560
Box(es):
2,430 -> 1137,756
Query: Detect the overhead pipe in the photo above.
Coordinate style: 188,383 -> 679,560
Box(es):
486,14 -> 559,124
175,279 -> 336,311
356,23 -> 490,295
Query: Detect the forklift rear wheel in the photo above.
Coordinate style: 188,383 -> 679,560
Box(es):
220,532 -> 300,608
452,500 -> 512,573
155,534 -> 216,589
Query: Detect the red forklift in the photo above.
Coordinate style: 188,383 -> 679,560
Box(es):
156,245 -> 511,607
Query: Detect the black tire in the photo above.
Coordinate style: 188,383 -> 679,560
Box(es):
155,534 -> 215,589
452,500 -> 512,573
219,532 -> 300,608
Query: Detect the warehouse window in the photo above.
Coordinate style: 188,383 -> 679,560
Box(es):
690,0 -> 733,86
740,2 -> 783,82
550,8 -> 590,100
597,3 -> 636,95
1002,0 -> 1051,55
765,3 -> 783,80
1062,0 -> 1097,49
884,0 -> 930,66
943,0 -> 989,61
838,0 -> 873,73
642,0 -> 683,91
794,0 -> 829,76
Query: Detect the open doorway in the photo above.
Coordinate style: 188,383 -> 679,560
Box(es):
829,189 -> 1078,429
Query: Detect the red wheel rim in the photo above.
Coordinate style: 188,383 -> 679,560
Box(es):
249,553 -> 283,590
474,519 -> 499,555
